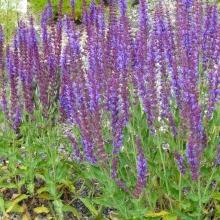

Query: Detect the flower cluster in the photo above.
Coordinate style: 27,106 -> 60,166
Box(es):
0,25 -> 8,118
174,151 -> 186,175
0,0 -> 219,191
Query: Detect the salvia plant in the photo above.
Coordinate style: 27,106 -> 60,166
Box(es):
0,0 -> 219,219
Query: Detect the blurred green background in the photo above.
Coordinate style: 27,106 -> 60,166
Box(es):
29,0 -> 94,20
0,0 -> 21,42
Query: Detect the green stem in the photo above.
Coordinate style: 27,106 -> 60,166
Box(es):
158,145 -> 173,211
203,167 -> 216,196
198,178 -> 202,220
178,173 -> 182,205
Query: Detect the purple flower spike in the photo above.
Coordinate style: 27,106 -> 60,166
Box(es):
82,138 -> 97,164
66,131 -> 83,161
12,106 -> 22,133
17,22 -> 35,115
174,151 -> 186,175
0,26 -> 3,66
215,144 -> 220,166
0,25 -> 8,118
70,0 -> 75,8
133,138 -> 147,198
70,0 -> 75,17
60,48 -> 72,121
41,3 -> 53,54
202,4 -> 219,70
6,44 -> 20,131
0,25 -> 3,42
135,0 -> 161,134
139,0 -> 148,34
119,0 -> 127,17
154,4 -> 177,137
207,63 -> 219,120
186,135 -> 200,181
111,156 -> 130,193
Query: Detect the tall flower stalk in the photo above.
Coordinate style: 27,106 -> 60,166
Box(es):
0,25 -> 8,118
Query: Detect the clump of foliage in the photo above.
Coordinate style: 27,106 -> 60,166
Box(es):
0,0 -> 22,42
29,0 -> 98,21
0,0 -> 220,219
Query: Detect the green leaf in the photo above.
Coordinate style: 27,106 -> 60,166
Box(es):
0,183 -> 17,189
180,200 -> 192,211
27,183 -> 34,194
145,211 -> 169,218
80,198 -> 98,216
53,200 -> 64,219
6,194 -> 28,213
0,196 -> 5,214
37,193 -> 53,200
33,206 -> 50,214
215,203 -> 220,215
58,180 -> 75,193
163,214 -> 178,220
63,205 -> 81,219
35,174 -> 46,181
37,187 -> 48,194
5,202 -> 24,213
212,192 -> 220,201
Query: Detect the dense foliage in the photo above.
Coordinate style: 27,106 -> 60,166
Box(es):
0,0 -> 219,219
0,0 -> 21,42
29,0 -> 100,21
